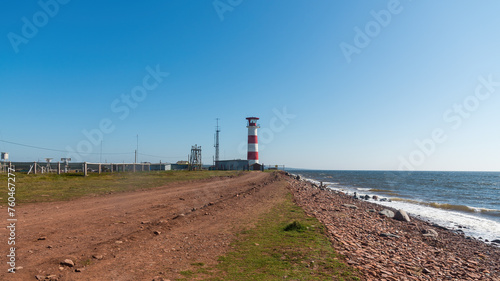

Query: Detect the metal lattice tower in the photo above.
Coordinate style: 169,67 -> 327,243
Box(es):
214,118 -> 220,164
189,144 -> 202,171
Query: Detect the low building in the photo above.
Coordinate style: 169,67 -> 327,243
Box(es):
215,160 -> 249,171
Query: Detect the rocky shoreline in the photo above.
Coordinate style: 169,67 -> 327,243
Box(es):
285,173 -> 500,280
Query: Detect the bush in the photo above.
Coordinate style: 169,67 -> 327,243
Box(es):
283,221 -> 307,232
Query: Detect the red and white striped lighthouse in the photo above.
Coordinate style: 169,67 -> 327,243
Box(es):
246,117 -> 260,165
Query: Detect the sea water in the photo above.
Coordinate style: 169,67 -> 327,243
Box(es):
290,170 -> 500,243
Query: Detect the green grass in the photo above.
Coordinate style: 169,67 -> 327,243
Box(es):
0,170 -> 242,204
184,193 -> 361,281
180,270 -> 194,277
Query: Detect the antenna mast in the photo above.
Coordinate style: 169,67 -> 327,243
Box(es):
214,118 -> 220,165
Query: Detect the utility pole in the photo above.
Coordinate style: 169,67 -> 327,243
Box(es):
135,134 -> 138,164
100,140 -> 103,163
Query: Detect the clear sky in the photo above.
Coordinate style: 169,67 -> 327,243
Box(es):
1,0 -> 499,171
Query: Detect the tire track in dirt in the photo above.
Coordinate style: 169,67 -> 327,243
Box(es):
1,172 -> 287,281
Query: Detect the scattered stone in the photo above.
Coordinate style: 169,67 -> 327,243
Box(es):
431,223 -> 448,230
380,233 -> 400,238
422,229 -> 439,238
394,209 -> 411,222
379,209 -> 395,218
75,268 -> 84,272
47,245 -> 53,249
154,230 -> 161,235
179,197 -> 185,200
342,204 -> 358,209
367,209 -> 376,213
115,240 -> 123,244
296,175 -> 301,180
363,195 -> 370,200
47,275 -> 58,280
372,195 -> 378,200
92,254 -> 104,260
38,237 -> 47,240
491,239 -> 500,244
285,174 -> 500,281
141,221 -> 150,224
35,275 -> 45,280
60,259 -> 75,267
152,277 -> 170,281
173,213 -> 185,219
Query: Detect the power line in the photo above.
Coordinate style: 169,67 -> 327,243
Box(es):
137,152 -> 183,159
0,139 -> 182,159
0,139 -> 132,155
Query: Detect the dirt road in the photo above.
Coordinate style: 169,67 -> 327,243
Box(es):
1,172 -> 287,281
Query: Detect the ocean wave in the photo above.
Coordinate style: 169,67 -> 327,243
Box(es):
368,188 -> 401,196
389,198 -> 500,217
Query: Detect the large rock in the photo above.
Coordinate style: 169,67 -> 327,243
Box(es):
422,229 -> 438,238
60,259 -> 74,267
379,209 -> 395,218
342,204 -> 358,209
491,239 -> 500,244
394,209 -> 411,222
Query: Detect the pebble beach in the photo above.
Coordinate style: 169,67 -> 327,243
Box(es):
285,173 -> 500,280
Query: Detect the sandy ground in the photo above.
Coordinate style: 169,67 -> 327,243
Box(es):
1,172 -> 287,281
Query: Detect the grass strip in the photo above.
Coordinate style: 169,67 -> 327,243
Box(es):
0,170 -> 242,204
185,193 -> 362,281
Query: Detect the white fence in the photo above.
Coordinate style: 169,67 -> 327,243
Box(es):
0,162 -> 174,176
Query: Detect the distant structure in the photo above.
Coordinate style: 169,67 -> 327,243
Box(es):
189,144 -> 202,171
246,117 -> 260,166
0,152 -> 8,173
61,158 -> 71,173
214,117 -> 263,171
215,159 -> 248,170
214,118 -> 220,165
45,158 -> 53,173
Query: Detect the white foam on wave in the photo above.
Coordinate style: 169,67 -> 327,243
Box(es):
295,174 -> 500,243
374,199 -> 500,242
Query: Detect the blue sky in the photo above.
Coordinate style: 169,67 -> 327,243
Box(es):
1,0 -> 500,171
